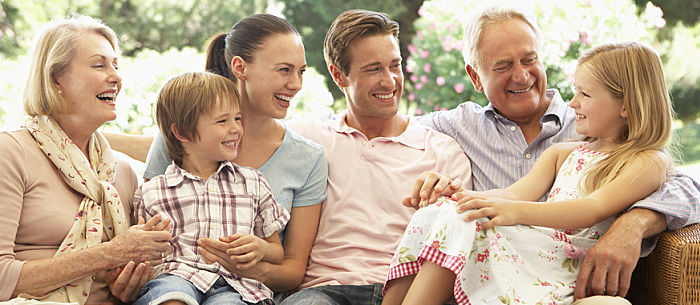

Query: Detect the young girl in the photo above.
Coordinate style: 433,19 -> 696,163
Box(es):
382,42 -> 674,305
143,14 -> 328,293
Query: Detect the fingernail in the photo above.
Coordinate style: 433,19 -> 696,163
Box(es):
420,191 -> 427,198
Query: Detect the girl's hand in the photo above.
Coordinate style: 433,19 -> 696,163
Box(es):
222,234 -> 268,270
105,260 -> 153,303
454,192 -> 519,230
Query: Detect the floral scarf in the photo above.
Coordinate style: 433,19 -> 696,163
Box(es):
20,116 -> 128,304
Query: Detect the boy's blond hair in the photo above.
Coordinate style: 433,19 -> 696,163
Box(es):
155,72 -> 240,165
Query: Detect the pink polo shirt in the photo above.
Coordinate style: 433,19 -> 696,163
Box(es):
287,112 -> 472,288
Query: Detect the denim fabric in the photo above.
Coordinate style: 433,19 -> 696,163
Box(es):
133,273 -> 257,305
279,284 -> 384,305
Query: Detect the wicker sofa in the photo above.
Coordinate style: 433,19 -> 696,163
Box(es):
626,223 -> 700,305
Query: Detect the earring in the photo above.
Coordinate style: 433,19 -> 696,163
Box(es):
58,90 -> 62,95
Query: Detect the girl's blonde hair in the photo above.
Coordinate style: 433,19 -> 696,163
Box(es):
23,14 -> 118,116
577,42 -> 675,194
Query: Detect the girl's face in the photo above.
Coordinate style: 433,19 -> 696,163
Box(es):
570,66 -> 627,148
239,33 -> 306,119
55,32 -> 122,129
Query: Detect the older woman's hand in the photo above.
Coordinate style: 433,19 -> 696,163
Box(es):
104,215 -> 171,267
105,215 -> 171,302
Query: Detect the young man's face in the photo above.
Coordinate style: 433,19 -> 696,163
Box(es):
467,19 -> 549,124
184,98 -> 243,166
334,34 -> 403,120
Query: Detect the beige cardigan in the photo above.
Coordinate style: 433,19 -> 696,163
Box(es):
0,129 -> 138,304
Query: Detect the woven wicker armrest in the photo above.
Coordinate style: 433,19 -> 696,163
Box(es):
628,223 -> 700,305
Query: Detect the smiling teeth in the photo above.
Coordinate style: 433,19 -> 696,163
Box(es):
97,92 -> 117,100
576,114 -> 586,119
275,94 -> 292,102
375,93 -> 393,99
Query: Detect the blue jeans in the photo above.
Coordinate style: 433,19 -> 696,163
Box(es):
279,284 -> 384,305
133,273 -> 257,305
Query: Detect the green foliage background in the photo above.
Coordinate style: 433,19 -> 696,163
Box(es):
1,0 -> 699,164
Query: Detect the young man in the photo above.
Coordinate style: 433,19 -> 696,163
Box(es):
280,9 -> 473,305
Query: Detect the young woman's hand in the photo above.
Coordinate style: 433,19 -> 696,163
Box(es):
105,260 -> 153,303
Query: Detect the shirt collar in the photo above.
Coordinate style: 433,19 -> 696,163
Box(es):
163,160 -> 237,187
483,89 -> 567,124
327,110 -> 426,150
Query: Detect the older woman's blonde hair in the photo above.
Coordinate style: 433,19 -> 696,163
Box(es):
577,42 -> 675,194
461,4 -> 541,71
23,13 -> 118,116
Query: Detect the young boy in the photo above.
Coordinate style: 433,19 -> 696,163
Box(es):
133,72 -> 289,305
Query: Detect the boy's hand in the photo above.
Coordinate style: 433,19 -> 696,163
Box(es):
222,233 -> 268,270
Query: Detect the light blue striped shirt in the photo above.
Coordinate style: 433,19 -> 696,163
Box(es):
417,89 -> 699,251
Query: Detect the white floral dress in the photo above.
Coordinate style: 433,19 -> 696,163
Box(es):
386,146 -> 613,305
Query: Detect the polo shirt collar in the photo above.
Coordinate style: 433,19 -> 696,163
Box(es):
329,111 -> 426,150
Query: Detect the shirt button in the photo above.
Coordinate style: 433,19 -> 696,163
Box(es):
510,126 -> 517,131
525,153 -> 532,159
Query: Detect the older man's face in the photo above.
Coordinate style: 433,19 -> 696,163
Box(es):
467,19 -> 549,124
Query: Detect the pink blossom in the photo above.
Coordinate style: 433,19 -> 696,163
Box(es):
408,44 -> 417,54
414,108 -> 424,116
421,75 -> 428,84
408,92 -> 416,101
431,240 -> 441,248
579,31 -> 591,46
415,83 -> 423,90
454,83 -> 465,94
410,74 -> 418,82
436,76 -> 445,86
564,244 -> 585,259
420,50 -> 430,59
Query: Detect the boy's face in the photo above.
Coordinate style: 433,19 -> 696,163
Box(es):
184,98 -> 243,165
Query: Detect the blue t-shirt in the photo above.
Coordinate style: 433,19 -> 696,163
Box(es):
143,129 -> 328,228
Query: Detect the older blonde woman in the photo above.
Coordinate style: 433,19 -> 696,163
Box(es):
0,14 -> 170,304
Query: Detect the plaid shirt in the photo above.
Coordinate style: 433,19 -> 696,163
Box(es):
134,161 -> 289,303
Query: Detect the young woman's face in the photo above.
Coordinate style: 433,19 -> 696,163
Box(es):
55,32 -> 121,128
240,33 -> 306,119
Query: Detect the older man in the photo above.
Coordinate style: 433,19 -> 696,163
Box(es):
407,4 -> 699,304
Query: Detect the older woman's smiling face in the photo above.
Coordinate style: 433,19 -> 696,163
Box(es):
55,31 -> 122,129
